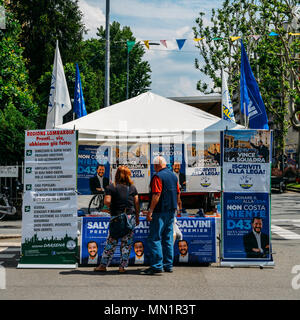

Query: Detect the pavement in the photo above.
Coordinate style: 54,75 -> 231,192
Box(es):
0,191 -> 300,300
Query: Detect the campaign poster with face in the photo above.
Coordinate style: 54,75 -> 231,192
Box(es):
222,192 -> 271,261
111,143 -> 150,194
150,144 -> 186,192
185,140 -> 221,192
222,130 -> 271,193
80,217 -> 217,266
77,145 -> 111,195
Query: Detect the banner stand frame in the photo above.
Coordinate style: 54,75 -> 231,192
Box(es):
220,260 -> 274,268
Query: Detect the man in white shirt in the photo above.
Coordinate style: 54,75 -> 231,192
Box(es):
243,217 -> 270,258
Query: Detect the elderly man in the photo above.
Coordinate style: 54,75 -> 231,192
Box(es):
141,156 -> 181,275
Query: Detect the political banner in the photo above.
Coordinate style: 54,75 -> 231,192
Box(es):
223,130 -> 271,193
77,145 -> 111,195
80,216 -> 216,266
18,130 -> 78,268
174,217 -> 217,264
222,192 -> 271,261
150,144 -> 186,192
112,143 -> 150,194
185,140 -> 221,192
80,216 -> 150,266
221,129 -> 273,266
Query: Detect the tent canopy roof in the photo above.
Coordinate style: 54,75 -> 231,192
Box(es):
59,92 -> 242,142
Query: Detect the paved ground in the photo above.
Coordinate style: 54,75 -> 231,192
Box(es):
0,191 -> 300,300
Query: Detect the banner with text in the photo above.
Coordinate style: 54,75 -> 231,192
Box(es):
223,130 -> 271,193
18,129 -> 78,268
77,145 -> 111,195
112,143 -> 150,194
221,129 -> 273,265
80,216 -> 216,266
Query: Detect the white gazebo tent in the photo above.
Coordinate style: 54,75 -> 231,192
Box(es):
58,92 -> 243,143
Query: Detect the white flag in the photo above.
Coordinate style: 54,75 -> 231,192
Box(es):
46,41 -> 72,129
221,68 -> 236,123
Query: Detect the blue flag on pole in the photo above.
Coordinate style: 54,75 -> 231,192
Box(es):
74,63 -> 87,118
240,40 -> 269,129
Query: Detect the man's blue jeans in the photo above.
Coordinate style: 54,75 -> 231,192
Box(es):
148,211 -> 175,271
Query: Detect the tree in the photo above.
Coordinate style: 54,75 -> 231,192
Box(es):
94,21 -> 151,105
9,0 -> 86,85
37,21 -> 152,126
0,2 -> 38,164
193,0 -> 299,155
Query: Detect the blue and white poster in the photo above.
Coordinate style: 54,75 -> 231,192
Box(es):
80,217 -> 216,266
174,217 -> 216,264
111,143 -> 150,194
77,145 -> 111,195
185,138 -> 221,192
223,130 -> 271,193
150,144 -> 186,192
222,192 -> 271,261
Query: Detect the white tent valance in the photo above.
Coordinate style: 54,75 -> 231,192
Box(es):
58,92 -> 243,143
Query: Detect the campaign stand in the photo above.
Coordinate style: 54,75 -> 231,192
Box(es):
220,129 -> 274,268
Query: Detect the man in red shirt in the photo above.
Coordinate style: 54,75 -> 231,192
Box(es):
142,156 -> 182,275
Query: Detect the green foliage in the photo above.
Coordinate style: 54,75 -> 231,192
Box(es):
193,0 -> 299,153
0,4 -> 38,164
9,0 -> 86,85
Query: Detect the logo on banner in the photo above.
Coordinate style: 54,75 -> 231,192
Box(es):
200,176 -> 211,188
239,175 -> 253,189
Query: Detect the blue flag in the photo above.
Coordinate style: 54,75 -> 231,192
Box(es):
240,40 -> 269,129
74,63 -> 87,118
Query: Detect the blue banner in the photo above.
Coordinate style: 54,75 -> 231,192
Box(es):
74,63 -> 87,118
77,145 -> 111,195
240,40 -> 269,129
222,192 -> 271,261
80,217 -> 216,266
150,143 -> 186,192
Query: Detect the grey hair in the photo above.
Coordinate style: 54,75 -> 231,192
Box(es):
153,156 -> 167,166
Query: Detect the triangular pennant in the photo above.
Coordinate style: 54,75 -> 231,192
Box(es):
212,37 -> 223,41
269,31 -> 279,36
289,32 -> 300,36
176,39 -> 186,50
127,41 -> 135,53
230,36 -> 241,42
250,35 -> 261,41
160,40 -> 168,48
193,38 -> 204,42
143,40 -> 150,49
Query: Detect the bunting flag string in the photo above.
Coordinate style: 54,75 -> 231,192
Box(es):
108,31 -> 298,52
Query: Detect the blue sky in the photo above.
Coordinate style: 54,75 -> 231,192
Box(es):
79,0 -> 224,97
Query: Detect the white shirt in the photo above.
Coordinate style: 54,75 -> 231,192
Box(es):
252,230 -> 263,253
179,253 -> 189,263
97,175 -> 104,189
134,255 -> 144,265
88,254 -> 99,264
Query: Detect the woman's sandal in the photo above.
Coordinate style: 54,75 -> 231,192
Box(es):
118,267 -> 126,274
94,266 -> 107,272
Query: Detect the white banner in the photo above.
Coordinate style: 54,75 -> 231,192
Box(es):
19,129 -> 78,268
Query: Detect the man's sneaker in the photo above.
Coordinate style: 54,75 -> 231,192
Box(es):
141,268 -> 163,275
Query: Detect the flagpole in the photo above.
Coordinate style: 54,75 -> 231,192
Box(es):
244,102 -> 247,128
126,49 -> 129,100
104,0 -> 110,108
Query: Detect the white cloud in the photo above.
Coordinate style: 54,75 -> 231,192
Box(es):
79,0 -> 106,38
79,0 -> 223,97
